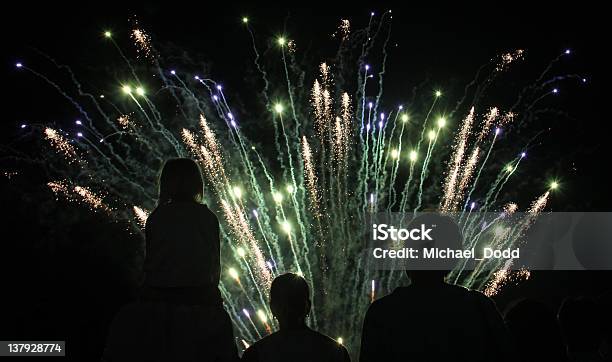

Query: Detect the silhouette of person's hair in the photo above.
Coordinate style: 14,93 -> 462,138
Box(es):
158,158 -> 204,204
241,273 -> 350,362
504,299 -> 567,362
558,296 -> 604,361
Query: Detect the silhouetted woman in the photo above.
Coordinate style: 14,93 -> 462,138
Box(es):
104,158 -> 238,362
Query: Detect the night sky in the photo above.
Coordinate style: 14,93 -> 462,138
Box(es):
1,1 -> 609,359
3,1 -> 608,207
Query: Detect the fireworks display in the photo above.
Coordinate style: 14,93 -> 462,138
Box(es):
8,11 -> 582,354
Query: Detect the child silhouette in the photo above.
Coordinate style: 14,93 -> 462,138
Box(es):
104,158 -> 238,362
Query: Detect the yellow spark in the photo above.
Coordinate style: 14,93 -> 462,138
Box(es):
456,147 -> 481,200
272,192 -> 284,204
390,149 -> 399,159
504,203 -> 519,214
277,37 -> 286,46
478,107 -> 499,142
500,111 -> 517,126
219,197 -> 271,290
281,220 -> 292,234
122,85 -> 132,94
437,117 -> 446,128
340,93 -> 352,158
131,28 -> 154,59
484,267 -> 530,297
133,206 -> 149,227
236,247 -> 246,258
232,186 -> 243,199
135,87 -> 145,96
337,337 -> 344,345
435,90 -> 442,97
441,107 -> 474,212
529,192 -> 550,213
409,150 -> 418,162
181,129 -> 200,156
47,181 -> 108,214
505,164 -> 514,172
302,136 -> 321,218
73,185 -> 110,212
47,181 -> 70,197
220,198 -> 271,289
311,80 -> 325,136
257,310 -> 268,323
228,267 -> 239,281
401,114 -> 409,123
549,181 -> 559,190
274,103 -> 284,114
287,40 -> 296,53
496,49 -> 525,72
320,63 -> 330,83
333,19 -> 351,40
104,31 -> 112,38
428,130 -> 436,141
331,112 -> 349,166
484,269 -> 509,297
286,184 -> 294,194
323,89 -> 332,131
334,117 -> 343,150
198,115 -> 228,185
44,127 -> 79,163
117,114 -> 133,129
242,17 -> 249,23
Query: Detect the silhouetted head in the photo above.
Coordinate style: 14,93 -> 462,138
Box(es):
558,296 -> 604,354
403,212 -> 461,283
158,158 -> 204,204
270,273 -> 311,328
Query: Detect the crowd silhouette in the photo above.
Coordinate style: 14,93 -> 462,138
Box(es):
102,158 -> 611,362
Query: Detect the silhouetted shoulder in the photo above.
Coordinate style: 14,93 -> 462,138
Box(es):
360,282 -> 513,362
144,205 -> 161,227
242,327 -> 350,362
146,202 -> 216,223
364,293 -> 389,317
306,329 -> 349,356
467,288 -> 501,311
200,203 -> 218,219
